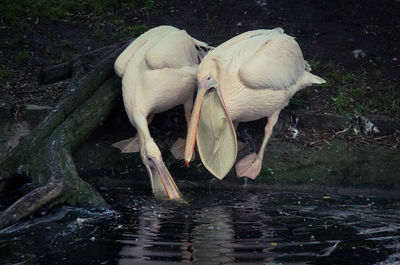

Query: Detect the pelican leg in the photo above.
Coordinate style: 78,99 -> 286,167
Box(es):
234,121 -> 248,152
170,99 -> 195,160
112,114 -> 154,153
235,111 -> 280,180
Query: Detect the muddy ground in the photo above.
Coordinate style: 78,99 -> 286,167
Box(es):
1,0 -> 399,110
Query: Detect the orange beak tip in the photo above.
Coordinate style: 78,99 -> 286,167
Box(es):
185,160 -> 190,168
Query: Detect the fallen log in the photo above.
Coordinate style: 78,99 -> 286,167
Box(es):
38,61 -> 72,85
0,42 -> 128,229
38,42 -> 126,85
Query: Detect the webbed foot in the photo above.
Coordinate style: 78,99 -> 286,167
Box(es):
235,153 -> 261,180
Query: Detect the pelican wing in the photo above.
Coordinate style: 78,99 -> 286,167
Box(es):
206,28 -> 284,59
145,30 -> 209,69
114,25 -> 178,77
238,34 -> 306,91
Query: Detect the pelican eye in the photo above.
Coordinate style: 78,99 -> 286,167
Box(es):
207,76 -> 211,81
147,157 -> 154,166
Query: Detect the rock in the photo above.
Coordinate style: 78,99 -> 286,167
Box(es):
294,112 -> 398,136
295,111 -> 347,132
364,115 -> 399,136
351,115 -> 399,136
353,115 -> 380,136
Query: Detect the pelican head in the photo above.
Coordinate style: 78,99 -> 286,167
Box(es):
142,140 -> 181,200
184,73 -> 237,180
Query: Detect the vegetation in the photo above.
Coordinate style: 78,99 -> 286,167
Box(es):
1,0 -> 154,27
307,59 -> 400,117
331,92 -> 349,115
54,51 -> 75,64
111,19 -> 148,40
0,65 -> 10,81
1,0 -> 151,81
289,89 -> 309,109
15,50 -> 33,62
92,23 -> 105,39
61,39 -> 73,49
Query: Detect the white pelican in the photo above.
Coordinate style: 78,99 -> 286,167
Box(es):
113,26 -> 210,201
185,28 -> 325,180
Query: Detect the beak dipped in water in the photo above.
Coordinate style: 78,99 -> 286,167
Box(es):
146,157 -> 185,203
184,84 -> 237,180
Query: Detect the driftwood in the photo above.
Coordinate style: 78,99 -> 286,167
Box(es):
0,42 -> 128,229
0,180 -> 64,228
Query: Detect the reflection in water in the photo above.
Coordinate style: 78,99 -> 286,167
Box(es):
229,192 -> 281,264
1,189 -> 400,264
190,207 -> 233,265
118,208 -> 164,264
117,204 -> 234,265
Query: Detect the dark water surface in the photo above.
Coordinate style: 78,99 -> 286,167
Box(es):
1,186 -> 400,265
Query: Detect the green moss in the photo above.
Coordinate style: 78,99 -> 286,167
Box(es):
15,50 -> 33,62
60,176 -> 106,207
256,141 -> 400,189
101,135 -> 400,191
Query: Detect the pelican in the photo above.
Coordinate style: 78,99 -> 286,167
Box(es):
113,26 -> 210,201
185,28 -> 325,180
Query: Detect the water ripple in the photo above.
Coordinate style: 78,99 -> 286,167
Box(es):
1,190 -> 400,264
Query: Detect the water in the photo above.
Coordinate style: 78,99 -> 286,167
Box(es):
1,186 -> 400,265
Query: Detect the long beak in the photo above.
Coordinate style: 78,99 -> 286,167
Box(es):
147,157 -> 185,203
185,85 -> 237,180
185,87 -> 208,165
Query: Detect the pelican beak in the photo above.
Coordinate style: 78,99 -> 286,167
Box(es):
185,84 -> 237,180
147,157 -> 185,203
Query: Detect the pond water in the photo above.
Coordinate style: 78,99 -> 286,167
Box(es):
1,186 -> 400,265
